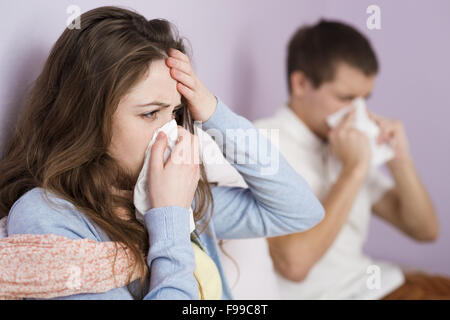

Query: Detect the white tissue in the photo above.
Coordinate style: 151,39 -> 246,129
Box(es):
326,97 -> 395,168
133,119 -> 196,233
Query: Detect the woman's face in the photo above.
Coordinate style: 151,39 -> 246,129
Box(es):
109,59 -> 183,178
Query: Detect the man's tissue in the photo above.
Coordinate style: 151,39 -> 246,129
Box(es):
326,97 -> 395,168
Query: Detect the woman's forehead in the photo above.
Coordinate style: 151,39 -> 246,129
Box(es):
122,60 -> 181,108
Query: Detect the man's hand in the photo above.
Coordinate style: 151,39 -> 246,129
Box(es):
166,48 -> 217,123
328,109 -> 371,177
368,111 -> 412,168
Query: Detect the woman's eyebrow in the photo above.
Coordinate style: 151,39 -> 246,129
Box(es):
134,101 -> 171,108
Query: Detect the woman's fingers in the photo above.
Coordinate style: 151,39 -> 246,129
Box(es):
176,82 -> 195,100
176,126 -> 191,144
149,131 -> 167,172
170,68 -> 196,90
167,48 -> 217,123
167,127 -> 193,165
167,49 -> 197,95
166,57 -> 193,76
148,127 -> 199,209
169,48 -> 190,62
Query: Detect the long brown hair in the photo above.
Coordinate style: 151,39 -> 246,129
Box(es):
0,6 -> 214,298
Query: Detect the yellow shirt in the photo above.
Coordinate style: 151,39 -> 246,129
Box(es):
191,241 -> 222,300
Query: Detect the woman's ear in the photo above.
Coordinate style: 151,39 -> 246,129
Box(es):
290,71 -> 310,98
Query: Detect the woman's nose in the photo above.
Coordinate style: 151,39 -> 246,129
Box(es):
156,114 -> 176,129
161,112 -> 175,124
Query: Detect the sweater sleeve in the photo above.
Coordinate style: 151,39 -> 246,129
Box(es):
142,206 -> 198,299
200,98 -> 325,239
6,192 -> 134,299
6,190 -> 198,300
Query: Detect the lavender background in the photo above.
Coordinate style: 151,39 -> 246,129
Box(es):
0,0 -> 448,277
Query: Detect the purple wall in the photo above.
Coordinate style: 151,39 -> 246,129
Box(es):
1,0 -> 448,276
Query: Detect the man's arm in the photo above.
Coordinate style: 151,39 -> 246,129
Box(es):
369,113 -> 439,242
372,157 -> 439,241
267,110 -> 371,282
267,165 -> 367,282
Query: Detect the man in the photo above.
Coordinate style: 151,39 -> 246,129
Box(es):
250,19 -> 449,299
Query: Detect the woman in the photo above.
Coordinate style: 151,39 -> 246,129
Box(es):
0,6 -> 324,299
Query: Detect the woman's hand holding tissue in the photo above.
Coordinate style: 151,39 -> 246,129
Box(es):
368,112 -> 412,168
166,48 -> 217,123
147,127 -> 200,210
328,109 -> 371,178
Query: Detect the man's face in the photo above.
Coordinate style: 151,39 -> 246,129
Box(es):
301,62 -> 376,139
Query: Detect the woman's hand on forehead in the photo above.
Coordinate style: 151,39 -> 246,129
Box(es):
166,49 -> 217,123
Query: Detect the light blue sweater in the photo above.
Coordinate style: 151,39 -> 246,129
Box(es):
7,98 -> 324,300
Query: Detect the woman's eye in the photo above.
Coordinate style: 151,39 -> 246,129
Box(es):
142,111 -> 158,120
142,107 -> 183,121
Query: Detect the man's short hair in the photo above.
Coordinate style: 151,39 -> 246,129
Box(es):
287,19 -> 379,92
